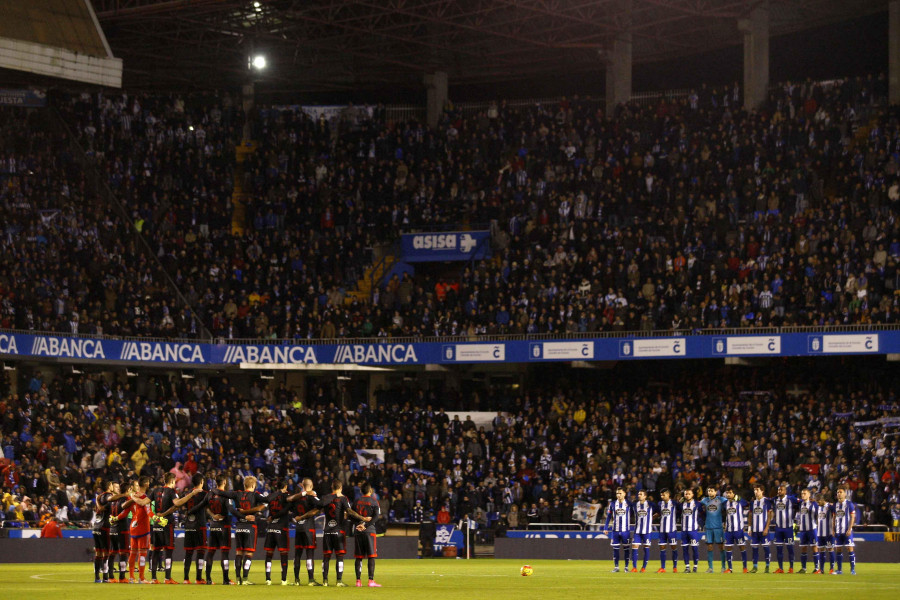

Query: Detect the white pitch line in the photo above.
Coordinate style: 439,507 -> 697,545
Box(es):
30,573 -> 91,584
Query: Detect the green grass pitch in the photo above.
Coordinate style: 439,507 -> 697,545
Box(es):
2,560 -> 898,600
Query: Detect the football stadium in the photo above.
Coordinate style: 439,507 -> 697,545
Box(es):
0,1 -> 899,599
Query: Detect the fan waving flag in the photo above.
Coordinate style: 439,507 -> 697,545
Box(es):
355,449 -> 385,467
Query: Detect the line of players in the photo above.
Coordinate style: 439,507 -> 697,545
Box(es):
602,484 -> 858,575
90,472 -> 383,587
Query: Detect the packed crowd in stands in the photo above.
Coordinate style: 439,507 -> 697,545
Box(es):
1,362 -> 898,532
1,75 -> 897,340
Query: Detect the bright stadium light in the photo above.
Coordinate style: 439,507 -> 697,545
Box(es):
250,54 -> 267,70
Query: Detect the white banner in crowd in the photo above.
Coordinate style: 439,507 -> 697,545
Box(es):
572,500 -> 602,524
355,449 -> 385,466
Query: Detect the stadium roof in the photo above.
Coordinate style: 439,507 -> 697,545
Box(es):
91,0 -> 888,93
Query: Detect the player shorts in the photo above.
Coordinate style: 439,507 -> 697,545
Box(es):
724,530 -> 745,546
354,532 -> 377,559
631,533 -> 652,546
658,532 -> 678,546
749,532 -> 769,546
773,527 -> 794,544
816,535 -> 834,549
264,528 -> 289,553
234,523 -> 258,552
322,530 -> 346,556
184,528 -> 207,552
798,530 -> 816,546
608,531 -> 630,546
151,524 -> 174,550
681,531 -> 701,546
131,533 -> 150,550
207,525 -> 231,551
109,530 -> 127,553
93,529 -> 110,552
833,534 -> 854,547
705,528 -> 724,544
294,526 -> 317,550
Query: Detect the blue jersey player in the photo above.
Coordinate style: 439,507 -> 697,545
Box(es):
832,487 -> 856,575
795,488 -> 818,573
748,484 -> 773,573
723,487 -> 749,573
656,489 -> 680,573
771,483 -> 799,572
680,489 -> 703,573
815,492 -> 835,574
630,490 -> 653,572
603,488 -> 631,573
700,486 -> 727,573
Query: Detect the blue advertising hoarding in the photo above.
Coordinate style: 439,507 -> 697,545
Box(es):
400,230 -> 491,262
0,331 -> 896,367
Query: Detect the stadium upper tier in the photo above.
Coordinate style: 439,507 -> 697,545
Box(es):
1,75 -> 898,342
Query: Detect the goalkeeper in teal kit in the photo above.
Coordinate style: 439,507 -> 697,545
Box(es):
701,487 -> 727,573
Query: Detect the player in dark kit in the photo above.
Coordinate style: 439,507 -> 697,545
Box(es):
149,473 -> 204,583
352,482 -> 382,587
204,475 -> 242,585
298,479 -> 371,587
291,478 -> 321,586
263,479 -> 298,586
92,479 -> 126,582
218,475 -> 269,585
180,474 -> 211,584
109,481 -> 133,582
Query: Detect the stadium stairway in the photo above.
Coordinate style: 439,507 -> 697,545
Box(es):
345,250 -> 397,305
231,140 -> 257,234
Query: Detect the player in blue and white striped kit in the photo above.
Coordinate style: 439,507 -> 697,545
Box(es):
656,489 -> 679,573
603,488 -> 631,573
680,489 -> 703,573
772,483 -> 799,573
832,487 -> 857,575
815,492 -> 835,574
723,487 -> 748,573
795,488 -> 818,573
630,490 -> 653,572
748,484 -> 773,573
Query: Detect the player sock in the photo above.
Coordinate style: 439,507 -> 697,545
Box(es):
776,545 -> 784,569
165,551 -> 173,580
120,557 -> 127,580
223,559 -> 230,583
243,558 -> 252,580
752,547 -> 759,565
108,554 -> 116,578
184,549 -> 194,581
367,558 -> 375,581
726,550 -> 733,569
94,556 -> 102,580
642,546 -> 649,569
691,546 -> 699,567
307,557 -> 314,582
281,556 -> 289,581
139,554 -> 147,580
631,548 -> 638,567
197,558 -> 205,581
265,559 -> 272,581
801,553 -> 807,570
660,549 -> 667,569
707,553 -> 713,570
849,552 -> 855,571
719,551 -> 726,569
764,546 -> 771,567
336,558 -> 344,582
787,545 -> 794,568
829,551 -> 835,570
813,552 -> 819,571
355,558 -> 363,581
671,552 -> 677,570
836,553 -> 843,571
294,558 -> 301,581
741,550 -> 747,568
682,546 -> 689,566
322,557 -> 330,581
613,546 -> 620,567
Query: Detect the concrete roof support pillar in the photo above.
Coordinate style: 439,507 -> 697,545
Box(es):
891,1 -> 900,104
738,1 -> 770,111
605,31 -> 632,115
424,71 -> 448,128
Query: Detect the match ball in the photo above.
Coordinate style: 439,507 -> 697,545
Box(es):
520,565 -> 534,576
